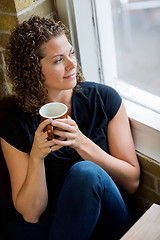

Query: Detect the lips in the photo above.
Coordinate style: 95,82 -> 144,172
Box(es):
64,73 -> 76,79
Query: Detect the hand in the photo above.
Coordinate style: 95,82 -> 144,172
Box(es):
51,116 -> 84,149
30,119 -> 64,161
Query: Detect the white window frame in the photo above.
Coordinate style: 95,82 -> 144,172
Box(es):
55,0 -> 101,83
55,0 -> 160,163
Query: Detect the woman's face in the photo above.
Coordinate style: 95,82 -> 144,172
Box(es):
40,34 -> 77,92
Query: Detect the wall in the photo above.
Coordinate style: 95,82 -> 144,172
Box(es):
133,152 -> 160,217
0,0 -> 56,99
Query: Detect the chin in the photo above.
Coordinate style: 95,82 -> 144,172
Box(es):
66,79 -> 77,89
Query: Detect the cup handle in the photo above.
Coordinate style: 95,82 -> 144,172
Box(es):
45,124 -> 54,139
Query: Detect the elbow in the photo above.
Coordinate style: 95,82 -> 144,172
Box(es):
127,178 -> 140,195
15,198 -> 48,224
127,165 -> 140,195
21,205 -> 47,223
23,214 -> 39,223
14,203 -> 40,223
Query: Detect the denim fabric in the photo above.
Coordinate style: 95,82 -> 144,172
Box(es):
6,161 -> 131,240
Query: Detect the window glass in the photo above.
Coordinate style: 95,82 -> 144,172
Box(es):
111,0 -> 160,97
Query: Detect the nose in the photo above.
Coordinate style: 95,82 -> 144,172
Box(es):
65,56 -> 76,71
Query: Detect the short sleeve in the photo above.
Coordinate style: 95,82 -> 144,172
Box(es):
97,83 -> 122,121
0,104 -> 37,153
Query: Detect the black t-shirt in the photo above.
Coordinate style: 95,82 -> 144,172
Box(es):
0,81 -> 122,210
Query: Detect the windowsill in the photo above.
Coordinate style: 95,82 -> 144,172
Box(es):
114,80 -> 160,163
123,98 -> 160,163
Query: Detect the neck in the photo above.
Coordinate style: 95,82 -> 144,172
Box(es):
46,89 -> 73,108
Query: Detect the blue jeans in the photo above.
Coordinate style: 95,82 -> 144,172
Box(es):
6,161 -> 131,240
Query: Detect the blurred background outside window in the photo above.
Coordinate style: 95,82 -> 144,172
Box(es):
110,0 -> 160,112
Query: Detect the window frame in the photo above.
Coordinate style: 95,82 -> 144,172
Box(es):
55,0 -> 160,163
55,0 -> 102,83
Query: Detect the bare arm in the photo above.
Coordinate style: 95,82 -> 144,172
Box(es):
51,103 -> 140,194
0,118 -> 63,223
1,139 -> 48,223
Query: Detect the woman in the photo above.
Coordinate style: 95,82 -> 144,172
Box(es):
0,15 -> 140,240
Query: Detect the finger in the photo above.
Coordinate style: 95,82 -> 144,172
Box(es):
52,138 -> 73,147
53,117 -> 75,126
38,119 -> 53,133
34,130 -> 49,148
53,129 -> 73,139
53,121 -> 75,133
38,139 -> 55,149
56,136 -> 67,141
40,131 -> 49,141
50,144 -> 63,152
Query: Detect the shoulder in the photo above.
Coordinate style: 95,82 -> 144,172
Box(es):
78,81 -> 117,91
78,81 -> 106,90
0,103 -> 39,153
77,81 -> 121,100
2,103 -> 29,125
76,81 -> 122,120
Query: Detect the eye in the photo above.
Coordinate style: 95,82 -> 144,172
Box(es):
70,50 -> 75,56
54,57 -> 63,64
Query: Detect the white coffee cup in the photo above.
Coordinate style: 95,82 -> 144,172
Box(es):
39,102 -> 68,139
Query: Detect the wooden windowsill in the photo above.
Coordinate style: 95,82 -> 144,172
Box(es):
121,203 -> 160,240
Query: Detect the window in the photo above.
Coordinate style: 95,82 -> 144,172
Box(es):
55,0 -> 160,162
93,0 -> 160,113
110,0 -> 160,112
112,0 -> 160,97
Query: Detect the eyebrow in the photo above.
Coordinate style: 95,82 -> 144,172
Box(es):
52,54 -> 63,59
51,47 -> 74,59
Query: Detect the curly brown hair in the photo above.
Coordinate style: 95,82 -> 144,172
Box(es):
5,15 -> 84,114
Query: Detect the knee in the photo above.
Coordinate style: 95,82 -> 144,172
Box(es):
63,161 -> 119,203
67,161 -> 106,189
